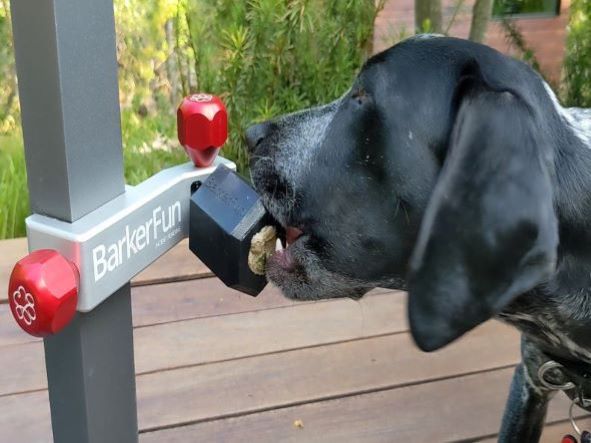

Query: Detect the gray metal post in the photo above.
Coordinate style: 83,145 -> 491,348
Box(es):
10,0 -> 138,442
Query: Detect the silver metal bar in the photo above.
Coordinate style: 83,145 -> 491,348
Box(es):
27,158 -> 235,311
10,0 -> 125,222
10,0 -> 138,441
43,284 -> 138,443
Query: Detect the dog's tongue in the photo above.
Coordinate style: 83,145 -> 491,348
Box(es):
286,227 -> 303,245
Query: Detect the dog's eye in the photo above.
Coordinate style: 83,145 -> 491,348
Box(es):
351,88 -> 370,105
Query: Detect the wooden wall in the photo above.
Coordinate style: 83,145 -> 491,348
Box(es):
374,0 -> 570,84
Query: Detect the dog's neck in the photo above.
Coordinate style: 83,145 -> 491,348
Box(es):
497,90 -> 591,367
504,91 -> 591,358
544,83 -> 591,149
544,87 -> 591,298
543,84 -> 591,243
564,106 -> 591,148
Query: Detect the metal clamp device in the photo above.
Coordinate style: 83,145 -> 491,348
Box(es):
8,94 -> 231,336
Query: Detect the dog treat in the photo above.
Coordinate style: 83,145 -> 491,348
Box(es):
293,419 -> 304,429
248,225 -> 278,275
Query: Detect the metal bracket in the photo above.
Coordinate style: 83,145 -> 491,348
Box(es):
26,157 -> 235,312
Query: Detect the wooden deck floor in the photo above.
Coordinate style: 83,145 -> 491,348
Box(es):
0,238 -> 589,442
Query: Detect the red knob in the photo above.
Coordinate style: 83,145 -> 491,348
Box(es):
8,250 -> 79,337
177,93 -> 228,167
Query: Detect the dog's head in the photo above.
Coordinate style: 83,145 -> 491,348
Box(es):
248,36 -> 558,351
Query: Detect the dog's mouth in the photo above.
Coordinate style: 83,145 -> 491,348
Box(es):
269,226 -> 305,272
260,192 -> 376,301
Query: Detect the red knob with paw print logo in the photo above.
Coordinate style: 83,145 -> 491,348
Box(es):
177,93 -> 228,167
8,249 -> 79,337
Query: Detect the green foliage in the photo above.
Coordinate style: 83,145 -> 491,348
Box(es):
500,18 -> 542,74
563,0 -> 591,107
0,0 -> 18,134
420,18 -> 434,33
0,135 -> 28,239
112,0 -> 381,172
493,0 -> 559,17
176,0 -> 381,172
121,110 -> 187,185
0,0 -> 380,239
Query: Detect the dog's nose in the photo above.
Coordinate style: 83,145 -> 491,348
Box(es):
245,122 -> 272,153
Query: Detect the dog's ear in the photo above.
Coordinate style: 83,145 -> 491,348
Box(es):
408,84 -> 558,352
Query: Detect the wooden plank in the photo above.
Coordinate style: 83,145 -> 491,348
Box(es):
0,291 -> 406,395
137,369 -> 585,443
0,303 -> 32,347
136,321 -> 520,431
132,290 -> 407,375
0,391 -> 51,443
3,368 -> 584,443
3,277 -> 396,348
0,277 -> 304,347
0,341 -> 46,397
0,238 -> 28,303
131,284 -> 391,329
131,279 -> 290,328
0,322 -> 520,442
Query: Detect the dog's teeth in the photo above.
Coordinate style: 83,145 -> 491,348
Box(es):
275,238 -> 284,251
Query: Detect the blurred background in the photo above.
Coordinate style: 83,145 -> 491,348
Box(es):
0,0 -> 589,239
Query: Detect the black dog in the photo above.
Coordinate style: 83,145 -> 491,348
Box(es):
246,36 -> 591,442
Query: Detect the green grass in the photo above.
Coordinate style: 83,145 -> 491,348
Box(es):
0,115 -> 191,239
121,111 -> 188,185
563,0 -> 591,107
0,134 -> 28,239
